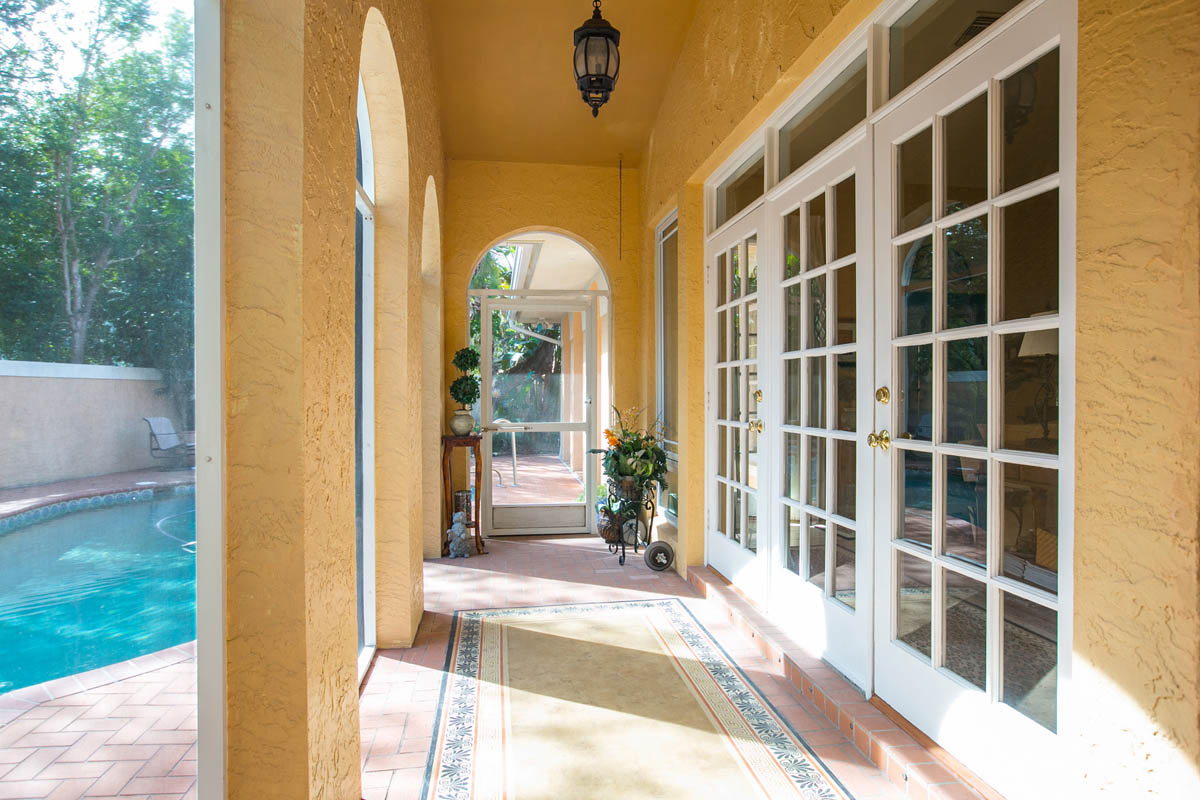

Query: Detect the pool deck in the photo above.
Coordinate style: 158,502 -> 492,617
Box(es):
0,468 -> 195,520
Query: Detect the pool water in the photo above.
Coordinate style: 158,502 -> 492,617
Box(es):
0,494 -> 196,694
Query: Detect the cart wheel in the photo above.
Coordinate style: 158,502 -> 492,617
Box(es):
622,518 -> 647,545
644,540 -> 675,572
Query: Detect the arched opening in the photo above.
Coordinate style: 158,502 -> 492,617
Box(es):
359,8 -> 422,648
466,230 -> 612,537
420,177 -> 444,557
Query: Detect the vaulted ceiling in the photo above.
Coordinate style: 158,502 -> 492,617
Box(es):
425,0 -> 699,167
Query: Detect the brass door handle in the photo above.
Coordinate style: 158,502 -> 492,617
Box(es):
868,430 -> 891,451
750,419 -> 764,434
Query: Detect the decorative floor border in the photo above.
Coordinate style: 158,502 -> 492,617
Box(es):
421,598 -> 855,800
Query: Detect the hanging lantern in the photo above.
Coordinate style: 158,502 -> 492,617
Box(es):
573,0 -> 621,117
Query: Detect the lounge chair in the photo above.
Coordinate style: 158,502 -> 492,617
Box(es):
144,417 -> 196,465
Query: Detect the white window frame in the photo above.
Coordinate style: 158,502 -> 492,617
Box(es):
655,211 -> 680,523
194,0 -> 224,797
355,77 -> 377,683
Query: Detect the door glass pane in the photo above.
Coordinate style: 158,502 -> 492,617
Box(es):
945,455 -> 987,568
747,429 -> 758,491
835,264 -> 856,344
833,176 -> 856,259
785,506 -> 803,573
715,150 -> 765,229
807,275 -> 827,347
898,235 -> 933,335
897,552 -> 932,660
944,93 -> 988,213
1001,464 -> 1059,594
835,354 -> 857,432
1003,593 -> 1057,732
1002,49 -> 1059,192
779,54 -> 868,179
784,433 -> 803,501
806,514 -> 826,589
785,209 -> 803,279
490,309 -> 564,423
746,300 -> 759,359
945,217 -> 988,328
731,366 -> 742,421
730,307 -> 742,361
746,235 -> 759,294
731,426 -> 743,483
807,356 -> 826,428
1001,190 -> 1059,320
718,426 -> 728,477
898,344 -> 933,441
731,488 -> 743,544
785,284 -> 804,351
718,368 -> 728,419
944,569 -> 987,689
888,0 -> 1022,98
897,127 -> 933,233
746,493 -> 758,552
945,336 -> 987,446
899,450 -> 933,548
806,436 -> 826,508
785,359 -> 803,425
834,439 -> 855,520
718,252 -> 728,306
731,245 -> 742,300
718,310 -> 728,362
747,366 -> 759,419
491,432 -> 584,506
1001,330 -> 1058,453
719,482 -> 729,536
807,193 -> 827,268
833,525 -> 856,609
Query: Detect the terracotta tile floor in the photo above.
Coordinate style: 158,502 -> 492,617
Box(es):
0,534 -> 902,799
470,454 -> 585,505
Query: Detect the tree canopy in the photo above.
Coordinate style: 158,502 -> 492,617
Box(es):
0,0 -> 193,394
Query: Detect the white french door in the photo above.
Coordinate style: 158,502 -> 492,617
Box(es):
479,295 -> 597,535
766,132 -> 875,690
871,2 -> 1069,797
706,213 -> 768,602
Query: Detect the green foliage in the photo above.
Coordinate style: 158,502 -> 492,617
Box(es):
591,407 -> 668,511
449,374 -> 480,407
0,1 -> 195,419
452,347 -> 479,374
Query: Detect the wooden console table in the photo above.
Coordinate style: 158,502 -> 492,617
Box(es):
441,434 -> 486,555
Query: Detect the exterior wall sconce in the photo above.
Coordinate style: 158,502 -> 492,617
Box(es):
573,0 -> 621,117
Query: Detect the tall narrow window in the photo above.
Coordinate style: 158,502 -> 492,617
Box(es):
656,215 -> 680,521
355,79 -> 377,677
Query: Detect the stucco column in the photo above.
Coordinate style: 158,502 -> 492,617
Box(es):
674,184 -> 707,575
223,2 -> 360,797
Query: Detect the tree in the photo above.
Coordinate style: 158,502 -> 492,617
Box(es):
0,0 -> 193,374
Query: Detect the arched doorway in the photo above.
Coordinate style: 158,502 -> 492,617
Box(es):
467,231 -> 612,536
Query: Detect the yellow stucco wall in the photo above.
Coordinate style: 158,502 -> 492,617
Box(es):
223,1 -> 444,796
636,0 -> 1199,792
441,159 -> 642,470
1073,0 -> 1200,791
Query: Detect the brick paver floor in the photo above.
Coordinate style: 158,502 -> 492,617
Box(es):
0,534 -> 902,799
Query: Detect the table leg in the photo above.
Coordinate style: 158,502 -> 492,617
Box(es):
472,440 -> 486,554
441,446 -> 452,557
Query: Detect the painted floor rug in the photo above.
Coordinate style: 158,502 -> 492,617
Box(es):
422,599 -> 853,800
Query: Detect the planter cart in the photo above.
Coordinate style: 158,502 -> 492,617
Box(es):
597,478 -> 675,571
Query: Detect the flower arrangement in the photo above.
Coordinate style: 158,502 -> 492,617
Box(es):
590,407 -> 667,516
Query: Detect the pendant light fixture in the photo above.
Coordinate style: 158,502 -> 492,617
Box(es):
572,0 -> 621,117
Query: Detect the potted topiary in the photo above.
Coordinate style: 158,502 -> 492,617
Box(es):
448,347 -> 481,435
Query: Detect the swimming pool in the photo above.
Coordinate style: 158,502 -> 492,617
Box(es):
0,491 -> 196,694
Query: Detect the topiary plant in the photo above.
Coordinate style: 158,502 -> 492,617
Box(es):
452,347 -> 481,374
449,374 -> 480,408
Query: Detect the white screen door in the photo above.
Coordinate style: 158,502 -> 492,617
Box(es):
480,295 -> 597,535
768,131 -> 874,690
871,2 -> 1069,796
706,212 -> 768,601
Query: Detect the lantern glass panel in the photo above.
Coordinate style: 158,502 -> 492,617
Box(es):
574,44 -> 586,78
586,37 -> 608,75
607,39 -> 620,78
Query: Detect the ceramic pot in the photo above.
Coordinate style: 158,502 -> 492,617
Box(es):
449,408 -> 475,436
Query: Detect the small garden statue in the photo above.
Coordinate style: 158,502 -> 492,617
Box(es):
447,511 -> 471,558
